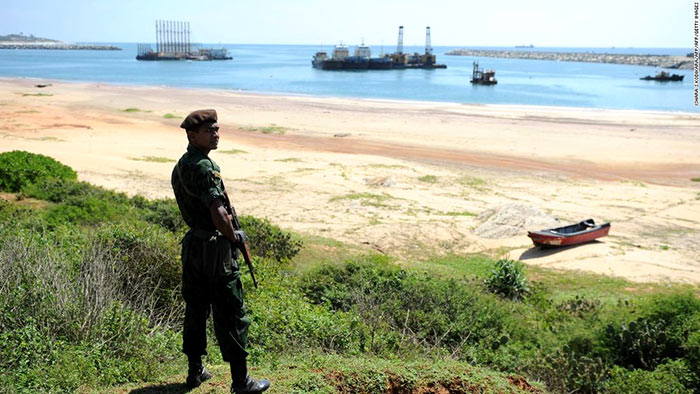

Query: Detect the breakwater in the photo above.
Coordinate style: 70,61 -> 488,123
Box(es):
0,42 -> 121,50
445,49 -> 692,69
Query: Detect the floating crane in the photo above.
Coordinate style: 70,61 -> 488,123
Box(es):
387,25 -> 445,69
136,20 -> 231,61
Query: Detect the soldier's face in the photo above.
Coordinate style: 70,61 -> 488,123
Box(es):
190,122 -> 220,151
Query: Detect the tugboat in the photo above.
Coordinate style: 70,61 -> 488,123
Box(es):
343,42 -> 370,70
640,71 -> 684,82
368,56 -> 393,69
470,61 -> 497,85
311,45 -> 346,70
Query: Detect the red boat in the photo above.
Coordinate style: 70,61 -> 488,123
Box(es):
527,219 -> 610,247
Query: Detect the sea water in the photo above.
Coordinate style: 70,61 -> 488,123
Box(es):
0,44 -> 695,112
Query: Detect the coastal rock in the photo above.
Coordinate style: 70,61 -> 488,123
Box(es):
0,41 -> 121,50
474,203 -> 560,239
364,176 -> 395,187
445,49 -> 693,70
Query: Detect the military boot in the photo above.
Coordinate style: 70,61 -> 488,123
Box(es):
186,355 -> 212,389
230,360 -> 270,394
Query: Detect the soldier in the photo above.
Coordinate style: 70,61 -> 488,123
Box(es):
171,109 -> 270,393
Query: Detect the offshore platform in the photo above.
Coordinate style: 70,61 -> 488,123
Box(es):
136,20 -> 231,61
388,26 -> 446,69
312,26 -> 446,70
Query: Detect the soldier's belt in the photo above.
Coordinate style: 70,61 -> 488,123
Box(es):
190,228 -> 222,240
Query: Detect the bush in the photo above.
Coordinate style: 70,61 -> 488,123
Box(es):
132,196 -> 186,233
531,336 -> 609,394
247,272 -> 363,359
602,293 -> 700,371
603,317 -> 676,370
0,150 -> 76,192
239,215 -> 302,262
605,359 -> 696,394
484,259 -> 530,301
299,257 -> 513,358
558,294 -> 601,318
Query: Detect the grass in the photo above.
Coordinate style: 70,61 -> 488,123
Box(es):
218,149 -> 248,155
329,192 -> 397,208
293,167 -> 320,173
130,156 -> 175,163
241,124 -> 288,135
275,157 -> 302,163
418,175 -> 438,183
14,110 -> 40,113
362,163 -> 408,169
440,210 -> 477,217
111,353 -> 539,394
22,93 -> 53,97
163,113 -> 179,119
456,175 -> 486,188
122,107 -> 152,113
691,178 -> 700,182
39,136 -> 62,142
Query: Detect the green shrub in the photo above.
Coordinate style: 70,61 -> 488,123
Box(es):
602,293 -> 700,371
605,360 -> 696,394
484,259 -> 530,301
247,272 -> 363,359
0,150 -> 76,192
558,294 -> 601,318
132,196 -> 186,233
300,257 -> 513,358
239,215 -> 302,262
532,336 -> 609,394
603,317 -> 674,370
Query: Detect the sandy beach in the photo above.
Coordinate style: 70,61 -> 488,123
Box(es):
1,77 -> 699,283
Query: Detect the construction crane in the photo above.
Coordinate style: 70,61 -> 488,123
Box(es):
396,25 -> 404,55
425,26 -> 433,55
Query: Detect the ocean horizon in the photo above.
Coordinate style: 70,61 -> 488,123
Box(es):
0,43 -> 695,112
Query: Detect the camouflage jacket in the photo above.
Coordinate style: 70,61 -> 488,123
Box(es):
171,144 -> 225,231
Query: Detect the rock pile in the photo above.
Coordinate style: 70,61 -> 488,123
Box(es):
446,49 -> 692,70
474,203 -> 560,239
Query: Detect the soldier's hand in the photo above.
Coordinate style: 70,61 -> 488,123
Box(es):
234,230 -> 246,244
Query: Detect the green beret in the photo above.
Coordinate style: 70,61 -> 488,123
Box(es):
180,109 -> 218,130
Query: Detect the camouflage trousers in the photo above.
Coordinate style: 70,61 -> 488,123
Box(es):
181,230 -> 250,362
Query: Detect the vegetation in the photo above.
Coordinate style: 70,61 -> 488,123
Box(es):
484,259 -> 530,301
122,107 -> 151,113
21,93 -> 53,97
0,150 -> 76,192
163,113 -> 179,119
1,151 -> 699,393
418,175 -> 438,183
218,148 -> 249,155
130,156 -> 175,163
242,124 -> 287,135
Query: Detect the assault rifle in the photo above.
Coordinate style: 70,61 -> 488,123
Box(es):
222,188 -> 258,288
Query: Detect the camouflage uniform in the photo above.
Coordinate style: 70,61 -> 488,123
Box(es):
171,144 -> 250,363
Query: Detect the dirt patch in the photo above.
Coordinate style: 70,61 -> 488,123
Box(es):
45,123 -> 92,129
507,375 -> 542,393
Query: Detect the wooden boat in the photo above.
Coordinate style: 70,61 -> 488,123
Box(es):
527,219 -> 610,247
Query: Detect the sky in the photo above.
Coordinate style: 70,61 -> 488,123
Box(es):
1,0 -> 693,47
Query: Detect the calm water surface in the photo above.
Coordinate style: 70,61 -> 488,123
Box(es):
0,44 -> 695,112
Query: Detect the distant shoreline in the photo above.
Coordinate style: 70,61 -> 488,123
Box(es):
446,49 -> 692,69
0,42 -> 121,50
